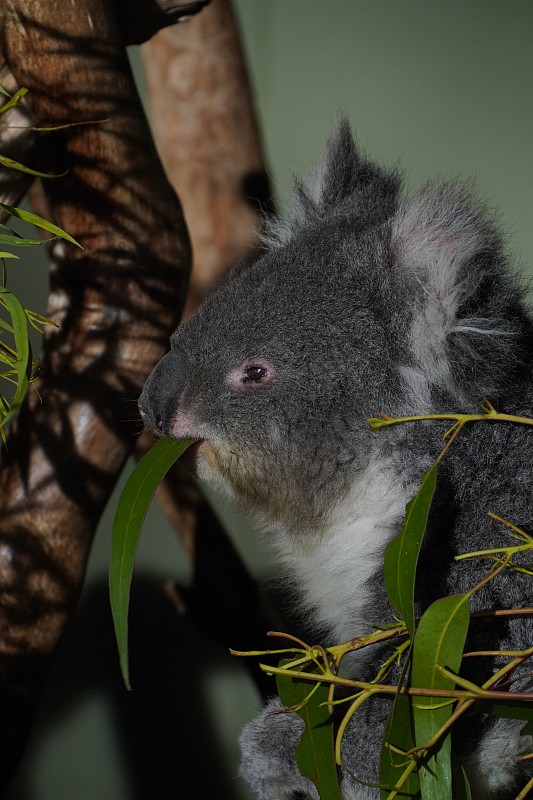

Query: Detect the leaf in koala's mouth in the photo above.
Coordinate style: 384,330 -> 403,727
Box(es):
109,436 -> 195,690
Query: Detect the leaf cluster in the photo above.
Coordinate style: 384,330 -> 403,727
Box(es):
0,84 -> 80,439
108,402 -> 533,798
233,408 -> 533,800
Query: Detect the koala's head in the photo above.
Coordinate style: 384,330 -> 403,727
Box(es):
139,119 -> 531,531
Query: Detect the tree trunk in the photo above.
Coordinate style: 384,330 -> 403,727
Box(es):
142,0 -> 272,321
0,0 -> 190,788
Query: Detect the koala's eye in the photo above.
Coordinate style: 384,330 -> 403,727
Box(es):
226,358 -> 276,392
243,364 -> 268,383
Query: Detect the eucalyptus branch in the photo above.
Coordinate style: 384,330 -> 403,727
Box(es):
381,756 -> 420,800
279,680 -> 325,716
464,647 -> 533,658
232,624 -> 407,664
368,402 -> 533,433
457,515 -> 533,562
402,643 -> 533,763
237,403 -> 533,798
257,662 -> 533,704
489,513 -> 533,540
335,688 -> 379,764
435,663 -> 533,701
456,516 -> 533,579
515,775 -> 533,800
0,86 -> 28,115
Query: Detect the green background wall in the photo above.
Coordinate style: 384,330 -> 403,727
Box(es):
4,2 -> 533,798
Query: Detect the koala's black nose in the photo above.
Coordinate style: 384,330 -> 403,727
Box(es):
138,348 -> 189,435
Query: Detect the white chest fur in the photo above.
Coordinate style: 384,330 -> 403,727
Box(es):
274,456 -> 413,647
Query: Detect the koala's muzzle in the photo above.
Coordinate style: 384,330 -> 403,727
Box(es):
138,349 -> 189,436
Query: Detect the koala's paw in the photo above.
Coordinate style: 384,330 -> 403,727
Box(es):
239,697 -> 319,800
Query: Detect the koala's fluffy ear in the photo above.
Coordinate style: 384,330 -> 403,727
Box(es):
392,183 -> 530,400
308,117 -> 400,221
264,117 -> 400,246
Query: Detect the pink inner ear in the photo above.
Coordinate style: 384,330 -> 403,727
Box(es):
225,358 -> 276,391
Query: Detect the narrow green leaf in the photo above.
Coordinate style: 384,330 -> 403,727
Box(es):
380,693 -> 420,799
0,202 -> 82,248
0,154 -> 66,179
277,664 -> 342,800
109,437 -> 194,690
0,354 -> 15,369
451,758 -> 472,800
0,334 -> 17,357
0,232 -> 61,247
0,222 -> 18,234
0,288 -> 31,428
2,290 -> 30,389
0,251 -> 20,259
411,593 -> 470,800
0,393 -> 9,443
25,308 -> 59,333
385,464 -> 437,637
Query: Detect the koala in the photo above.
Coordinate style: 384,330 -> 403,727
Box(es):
138,119 -> 533,799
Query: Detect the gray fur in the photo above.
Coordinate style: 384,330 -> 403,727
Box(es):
139,119 -> 533,799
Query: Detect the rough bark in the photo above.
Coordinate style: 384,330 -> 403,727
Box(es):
0,0 -> 190,788
142,0 -> 272,321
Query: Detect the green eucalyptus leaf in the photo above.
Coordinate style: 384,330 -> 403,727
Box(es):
0,154 -> 66,179
109,437 -> 194,690
25,308 -> 58,333
0,202 -> 82,248
385,464 -> 437,637
0,222 -> 17,234
0,288 -> 31,428
0,232 -> 61,247
0,353 -> 15,368
277,663 -> 341,800
411,593 -> 470,800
